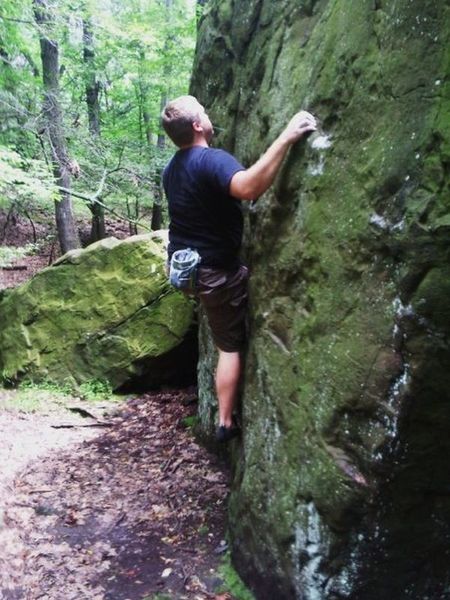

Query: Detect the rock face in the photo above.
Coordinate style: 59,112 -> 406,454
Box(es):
0,233 -> 195,390
192,1 -> 450,598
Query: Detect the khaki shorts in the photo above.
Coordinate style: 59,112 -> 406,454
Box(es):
196,265 -> 249,352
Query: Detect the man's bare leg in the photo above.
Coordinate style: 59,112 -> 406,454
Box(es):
216,350 -> 241,427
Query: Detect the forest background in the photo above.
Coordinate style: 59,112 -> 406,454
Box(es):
0,0 -> 199,260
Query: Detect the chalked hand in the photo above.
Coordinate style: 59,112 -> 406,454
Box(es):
281,110 -> 317,144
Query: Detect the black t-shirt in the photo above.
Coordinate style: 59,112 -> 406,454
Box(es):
163,146 -> 245,268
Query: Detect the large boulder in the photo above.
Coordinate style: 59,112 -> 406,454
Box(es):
193,1 -> 450,598
0,233 -> 195,390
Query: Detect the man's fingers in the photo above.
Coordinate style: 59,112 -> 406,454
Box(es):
298,125 -> 317,136
281,110 -> 318,143
292,115 -> 317,133
296,115 -> 317,130
298,119 -> 316,130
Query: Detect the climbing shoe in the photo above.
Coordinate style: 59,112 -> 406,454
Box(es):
215,419 -> 241,443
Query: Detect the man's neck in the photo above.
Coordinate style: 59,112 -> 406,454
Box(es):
180,133 -> 209,149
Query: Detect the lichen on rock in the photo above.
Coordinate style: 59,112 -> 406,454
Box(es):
0,233 -> 194,390
193,0 -> 450,598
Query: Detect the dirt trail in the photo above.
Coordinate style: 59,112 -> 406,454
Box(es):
0,389 -> 231,600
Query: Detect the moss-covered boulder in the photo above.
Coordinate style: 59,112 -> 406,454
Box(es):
193,1 -> 450,598
0,233 -> 194,390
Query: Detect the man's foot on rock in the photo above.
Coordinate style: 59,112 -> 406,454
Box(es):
215,420 -> 241,443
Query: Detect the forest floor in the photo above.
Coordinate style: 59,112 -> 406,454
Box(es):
0,387 -> 233,600
0,213 -> 239,600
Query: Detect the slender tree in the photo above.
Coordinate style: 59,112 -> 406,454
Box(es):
0,41 -> 14,92
82,17 -> 100,137
82,14 -> 105,242
150,175 -> 163,231
33,0 -> 80,253
157,0 -> 173,150
137,47 -> 152,147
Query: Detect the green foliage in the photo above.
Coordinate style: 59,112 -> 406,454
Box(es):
0,146 -> 56,211
181,414 -> 199,428
9,376 -> 115,405
19,378 -> 75,396
4,379 -> 75,413
78,378 -> 113,401
0,243 -> 39,267
197,523 -> 209,535
0,0 -> 41,155
1,377 -> 118,412
218,553 -> 256,600
0,0 -> 196,232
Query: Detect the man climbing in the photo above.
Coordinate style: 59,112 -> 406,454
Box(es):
162,95 -> 316,442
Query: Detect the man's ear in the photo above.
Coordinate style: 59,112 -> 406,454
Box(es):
192,121 -> 203,133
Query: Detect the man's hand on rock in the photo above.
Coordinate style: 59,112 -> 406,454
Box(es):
280,110 -> 317,144
230,109 -> 318,200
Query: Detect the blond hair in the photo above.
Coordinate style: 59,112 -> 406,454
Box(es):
161,95 -> 202,147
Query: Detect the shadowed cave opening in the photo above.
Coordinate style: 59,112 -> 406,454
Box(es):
116,323 -> 199,394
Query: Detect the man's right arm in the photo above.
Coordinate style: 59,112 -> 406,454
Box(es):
229,111 -> 316,201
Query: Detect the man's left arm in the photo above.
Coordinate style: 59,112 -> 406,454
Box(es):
229,110 -> 316,201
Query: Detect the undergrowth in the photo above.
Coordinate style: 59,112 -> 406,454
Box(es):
0,378 -> 119,413
0,243 -> 40,268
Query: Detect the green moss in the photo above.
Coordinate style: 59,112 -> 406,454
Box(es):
412,267 -> 450,333
217,553 -> 256,600
0,234 -> 194,389
193,0 -> 450,597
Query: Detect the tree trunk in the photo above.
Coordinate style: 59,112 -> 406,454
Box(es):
151,172 -> 163,231
34,0 -> 80,254
0,40 -> 15,92
83,15 -> 105,243
143,109 -> 152,145
83,18 -> 101,137
136,84 -> 143,145
157,0 -> 174,149
126,200 -> 138,236
137,48 -> 152,147
157,93 -> 167,149
151,187 -> 163,231
89,202 -> 106,242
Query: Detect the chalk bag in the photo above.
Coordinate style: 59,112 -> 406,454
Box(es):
169,248 -> 201,291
